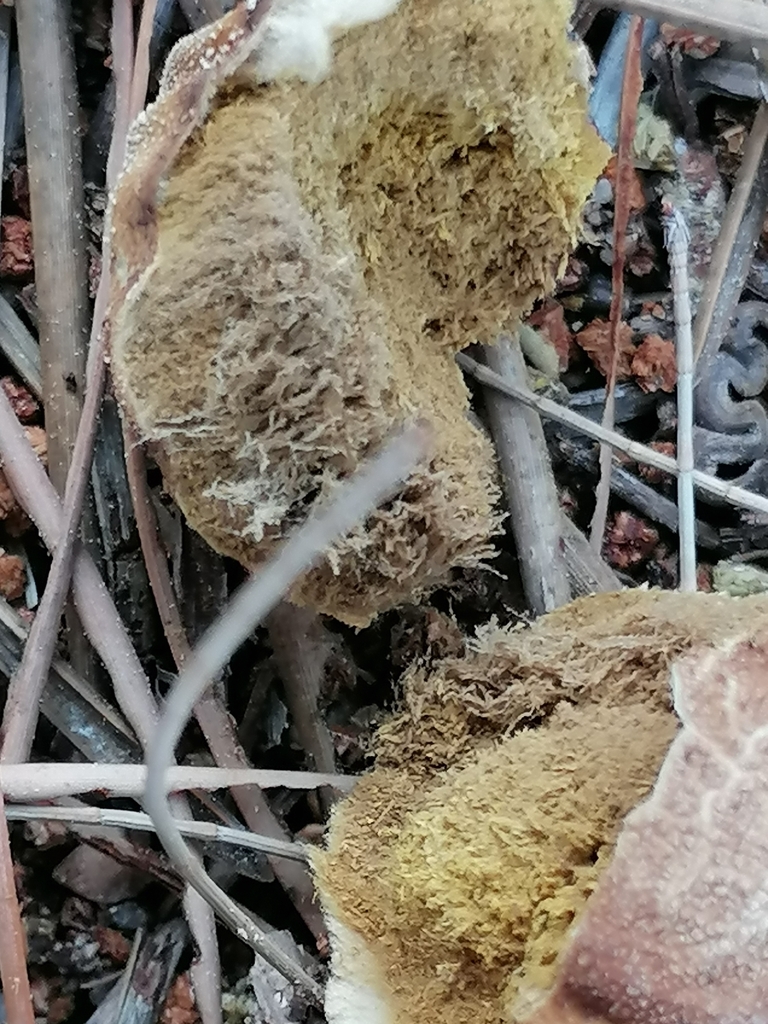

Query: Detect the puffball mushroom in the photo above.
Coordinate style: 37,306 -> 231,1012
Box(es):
109,0 -> 608,625
314,589 -> 768,1024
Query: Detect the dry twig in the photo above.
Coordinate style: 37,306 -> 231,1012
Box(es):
144,426 -> 429,1000
1,0 -> 134,764
0,764 -> 354,801
664,204 -> 697,592
693,104 -> 768,369
124,432 -> 328,940
5,804 -> 309,862
17,0 -> 98,683
590,14 -> 644,551
267,601 -> 338,814
0,295 -> 42,399
483,333 -> 571,613
16,0 -> 90,493
0,787 -> 33,1024
458,354 -> 768,518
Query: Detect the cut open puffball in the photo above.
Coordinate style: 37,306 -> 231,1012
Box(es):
109,0 -> 608,625
314,589 -> 768,1023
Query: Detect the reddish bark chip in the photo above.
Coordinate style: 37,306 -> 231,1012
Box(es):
575,319 -> 634,379
631,334 -> 677,393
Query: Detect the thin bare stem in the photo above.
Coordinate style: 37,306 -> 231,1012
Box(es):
123,430 -> 327,940
144,426 -> 428,1001
16,0 -> 90,495
664,204 -> 697,592
16,0 -> 99,684
129,0 -> 159,120
1,0 -> 135,764
483,333 -> 571,612
693,104 -> 768,367
107,0 -> 135,188
267,602 -> 338,814
0,764 -> 355,801
0,8 -> 10,225
0,348 -> 159,746
457,353 -> 768,518
118,15 -> 224,1016
5,805 -> 309,862
591,14 -> 644,551
0,789 -> 33,1024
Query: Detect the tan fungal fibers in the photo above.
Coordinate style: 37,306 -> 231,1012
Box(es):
314,590 -> 768,1024
111,0 -> 608,625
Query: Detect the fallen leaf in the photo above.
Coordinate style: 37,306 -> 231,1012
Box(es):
697,563 -> 713,592
631,334 -> 677,392
575,319 -> 635,379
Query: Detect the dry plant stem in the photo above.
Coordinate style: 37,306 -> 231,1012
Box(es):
181,886 -> 220,1024
17,0 -> 97,686
483,334 -> 570,613
458,353 -> 768,518
107,14 -> 223,1019
267,602 -> 338,814
0,388 -> 158,741
0,0 -> 133,764
124,430 -> 327,940
192,694 -> 328,940
177,0 -> 226,29
665,206 -> 697,592
0,789 -> 33,1024
0,294 -> 42,399
0,596 -> 137,754
0,9 -> 11,223
0,329 -> 219,1013
144,427 -> 428,1001
590,14 -> 644,552
607,0 -> 768,46
0,764 -> 354,800
106,0 -> 135,189
5,805 -> 310,861
693,104 -> 768,369
0,338 -> 109,762
16,0 -> 90,495
129,0 -> 158,120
